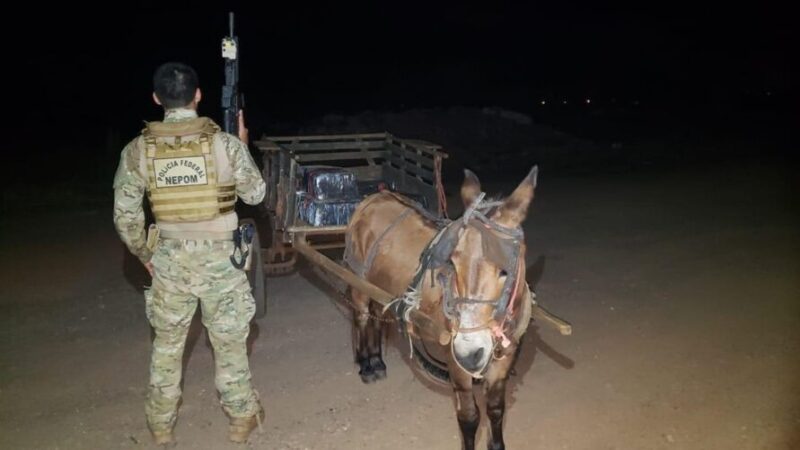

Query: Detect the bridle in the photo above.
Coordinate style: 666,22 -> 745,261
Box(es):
390,192 -> 525,375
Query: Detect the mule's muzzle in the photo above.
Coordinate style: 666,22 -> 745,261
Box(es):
460,347 -> 486,373
452,330 -> 493,375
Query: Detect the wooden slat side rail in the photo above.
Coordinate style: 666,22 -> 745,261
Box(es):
386,143 -> 437,167
254,140 -> 283,151
357,137 -> 376,166
294,150 -> 389,163
255,140 -> 386,152
266,132 -> 389,142
257,135 -> 448,161
284,141 -> 385,152
402,138 -> 443,150
385,135 -> 448,159
348,165 -> 383,181
387,156 -> 434,181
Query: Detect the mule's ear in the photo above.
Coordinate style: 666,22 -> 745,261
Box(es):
461,168 -> 482,207
494,165 -> 538,228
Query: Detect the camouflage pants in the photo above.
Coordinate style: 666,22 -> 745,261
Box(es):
143,238 -> 261,432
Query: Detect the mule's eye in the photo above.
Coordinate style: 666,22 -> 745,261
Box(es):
499,269 -> 508,278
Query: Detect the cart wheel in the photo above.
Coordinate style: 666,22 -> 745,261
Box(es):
241,218 -> 267,319
264,247 -> 297,276
264,212 -> 298,276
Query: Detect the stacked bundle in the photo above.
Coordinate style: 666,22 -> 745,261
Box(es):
297,168 -> 362,226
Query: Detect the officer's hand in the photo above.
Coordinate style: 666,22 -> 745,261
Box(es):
238,110 -> 249,144
144,261 -> 155,277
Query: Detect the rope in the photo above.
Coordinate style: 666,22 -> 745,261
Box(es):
362,209 -> 413,277
434,156 -> 449,219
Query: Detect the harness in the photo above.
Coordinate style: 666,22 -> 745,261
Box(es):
343,191 -> 448,279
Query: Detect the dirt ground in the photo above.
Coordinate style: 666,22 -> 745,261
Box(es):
1,159 -> 798,450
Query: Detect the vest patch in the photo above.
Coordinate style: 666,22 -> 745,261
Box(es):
153,156 -> 208,188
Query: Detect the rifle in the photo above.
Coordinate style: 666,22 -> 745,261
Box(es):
221,12 -> 243,136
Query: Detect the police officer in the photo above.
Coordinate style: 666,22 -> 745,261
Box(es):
112,62 -> 266,445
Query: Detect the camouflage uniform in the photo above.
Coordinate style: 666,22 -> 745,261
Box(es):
112,107 -> 266,434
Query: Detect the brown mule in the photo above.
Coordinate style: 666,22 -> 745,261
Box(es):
344,166 -> 538,450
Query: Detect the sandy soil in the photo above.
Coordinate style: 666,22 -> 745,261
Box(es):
1,160 -> 798,450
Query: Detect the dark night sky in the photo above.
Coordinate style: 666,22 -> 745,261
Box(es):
2,3 -> 796,184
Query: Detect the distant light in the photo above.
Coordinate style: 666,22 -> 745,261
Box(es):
633,100 -> 640,106
766,91 -> 772,96
562,100 -> 568,105
540,100 -> 546,105
585,98 -> 591,104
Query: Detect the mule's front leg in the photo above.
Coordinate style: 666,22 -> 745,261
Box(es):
485,377 -> 507,450
351,289 -> 378,383
451,368 -> 479,450
483,346 -> 518,450
366,300 -> 387,380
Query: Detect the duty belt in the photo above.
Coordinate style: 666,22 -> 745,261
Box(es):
158,230 -> 236,241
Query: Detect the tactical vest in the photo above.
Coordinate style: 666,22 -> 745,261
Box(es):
142,118 -> 237,223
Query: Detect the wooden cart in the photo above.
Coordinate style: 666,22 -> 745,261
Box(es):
245,132 -> 571,339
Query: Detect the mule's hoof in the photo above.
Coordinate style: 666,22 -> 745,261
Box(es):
358,358 -> 376,383
359,369 -> 379,384
369,356 -> 387,381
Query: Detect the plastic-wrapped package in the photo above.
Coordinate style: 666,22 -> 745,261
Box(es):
294,191 -> 308,223
303,167 -> 359,201
294,167 -> 361,226
302,199 -> 360,226
297,191 -> 360,226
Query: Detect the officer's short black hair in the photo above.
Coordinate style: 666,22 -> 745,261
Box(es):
153,62 -> 199,109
